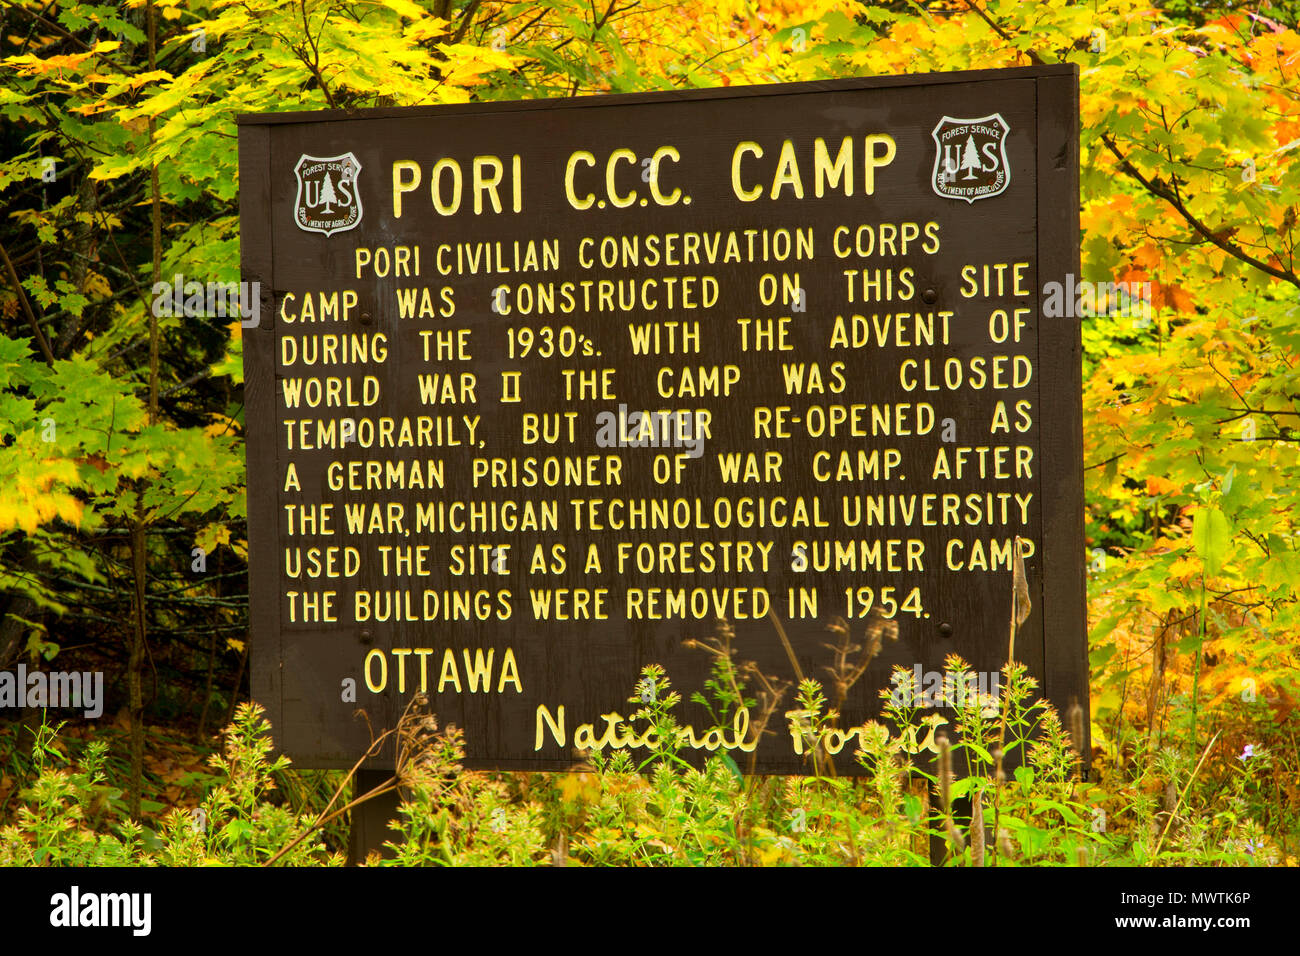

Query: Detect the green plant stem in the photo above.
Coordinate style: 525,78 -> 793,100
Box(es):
1190,574 -> 1207,749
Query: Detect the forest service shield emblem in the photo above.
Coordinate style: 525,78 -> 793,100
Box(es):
931,114 -> 1011,203
294,153 -> 363,236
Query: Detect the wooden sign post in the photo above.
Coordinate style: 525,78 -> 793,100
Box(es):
237,65 -> 1084,823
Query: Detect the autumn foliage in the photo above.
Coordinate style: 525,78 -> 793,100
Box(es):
0,0 -> 1298,860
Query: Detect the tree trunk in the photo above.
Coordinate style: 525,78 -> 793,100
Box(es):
128,509 -> 148,817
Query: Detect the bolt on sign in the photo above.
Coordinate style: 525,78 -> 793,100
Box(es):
237,64 -> 1085,773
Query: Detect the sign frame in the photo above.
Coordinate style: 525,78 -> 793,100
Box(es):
237,63 -> 1085,772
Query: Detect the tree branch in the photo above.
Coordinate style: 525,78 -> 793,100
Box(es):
1100,133 -> 1300,290
0,238 -> 55,364
961,0 -> 1046,65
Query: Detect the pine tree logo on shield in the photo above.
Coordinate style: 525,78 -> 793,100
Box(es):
931,114 -> 1010,203
294,153 -> 363,236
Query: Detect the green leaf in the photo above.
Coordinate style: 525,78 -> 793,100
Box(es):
1191,506 -> 1233,577
718,752 -> 742,784
902,793 -> 922,823
222,819 -> 253,843
949,777 -> 974,800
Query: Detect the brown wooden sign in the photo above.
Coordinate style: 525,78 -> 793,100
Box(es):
237,64 -> 1084,773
